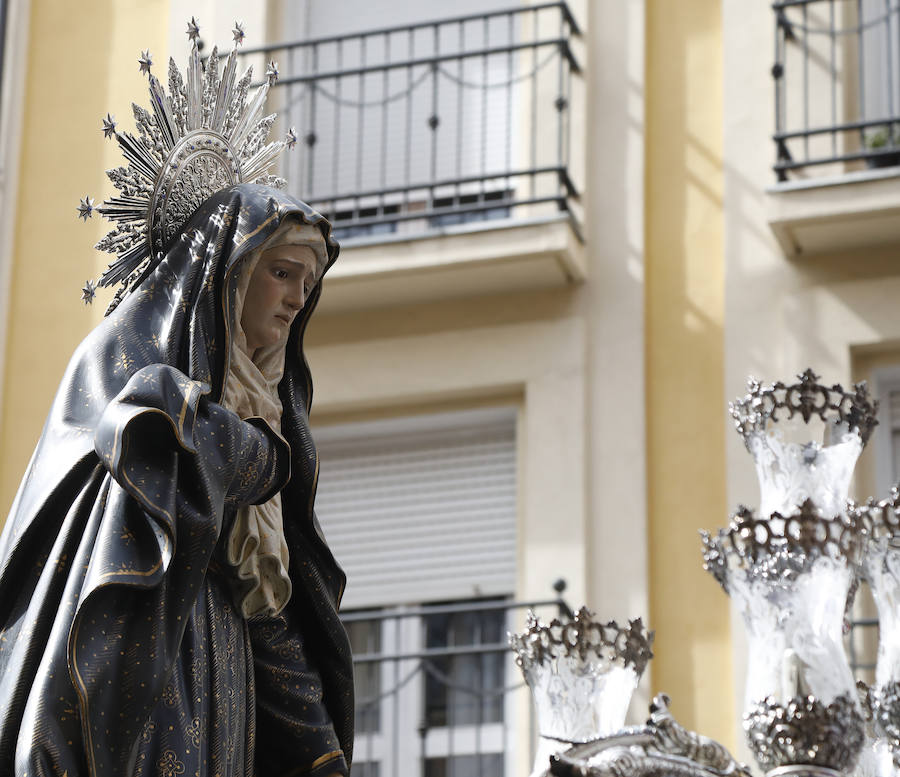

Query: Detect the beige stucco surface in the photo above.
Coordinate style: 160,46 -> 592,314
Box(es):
0,0 -> 169,515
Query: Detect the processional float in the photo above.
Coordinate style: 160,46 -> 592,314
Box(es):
511,370 -> 900,777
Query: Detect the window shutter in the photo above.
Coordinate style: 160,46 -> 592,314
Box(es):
312,407 -> 517,608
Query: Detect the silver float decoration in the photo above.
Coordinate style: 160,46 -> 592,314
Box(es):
705,370 -> 878,776
547,694 -> 752,777
512,369 -> 898,777
509,608 -> 654,777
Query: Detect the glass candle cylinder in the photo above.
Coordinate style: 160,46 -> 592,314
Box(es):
730,370 -> 877,518
703,505 -> 866,775
509,608 -> 653,777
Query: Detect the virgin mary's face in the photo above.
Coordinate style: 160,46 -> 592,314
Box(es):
241,243 -> 320,355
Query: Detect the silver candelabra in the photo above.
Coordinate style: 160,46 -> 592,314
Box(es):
511,369 -> 900,777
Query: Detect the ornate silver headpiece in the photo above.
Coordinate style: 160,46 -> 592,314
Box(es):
78,19 -> 296,313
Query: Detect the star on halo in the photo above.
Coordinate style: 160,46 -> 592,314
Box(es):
285,127 -> 298,149
266,60 -> 279,85
186,17 -> 200,41
232,21 -> 246,46
81,279 -> 97,305
101,113 -> 117,139
77,196 -> 95,221
138,49 -> 153,76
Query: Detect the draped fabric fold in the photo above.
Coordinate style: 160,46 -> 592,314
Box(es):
0,184 -> 354,777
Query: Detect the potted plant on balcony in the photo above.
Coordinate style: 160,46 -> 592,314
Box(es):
865,125 -> 900,168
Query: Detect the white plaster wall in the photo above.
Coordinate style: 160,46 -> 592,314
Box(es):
306,299 -> 590,606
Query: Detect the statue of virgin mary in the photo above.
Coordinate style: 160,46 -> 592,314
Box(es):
0,23 -> 354,777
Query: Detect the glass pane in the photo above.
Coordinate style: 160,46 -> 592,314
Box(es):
425,753 -> 504,777
345,617 -> 381,733
424,602 -> 505,727
354,762 -> 381,777
892,427 -> 900,483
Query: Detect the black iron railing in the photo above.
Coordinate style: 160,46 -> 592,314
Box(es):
773,0 -> 900,181
238,3 -> 581,241
341,595 -> 572,777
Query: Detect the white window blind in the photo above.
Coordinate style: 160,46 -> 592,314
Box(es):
312,407 -> 518,609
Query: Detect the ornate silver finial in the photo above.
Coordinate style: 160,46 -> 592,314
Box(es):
729,370 -> 879,448
81,280 -> 97,305
138,49 -> 153,76
79,22 -> 294,313
266,60 -> 279,86
77,196 -> 95,221
101,114 -> 117,139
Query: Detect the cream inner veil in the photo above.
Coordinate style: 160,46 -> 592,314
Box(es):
221,221 -> 326,618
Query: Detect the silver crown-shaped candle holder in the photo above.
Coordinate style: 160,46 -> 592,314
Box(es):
729,369 -> 878,518
702,370 -> 880,777
702,501 -> 867,775
509,607 -> 653,777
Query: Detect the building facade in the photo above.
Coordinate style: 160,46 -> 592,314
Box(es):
7,0 -> 897,773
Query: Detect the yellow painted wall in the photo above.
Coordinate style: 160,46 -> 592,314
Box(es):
0,1 -> 169,518
645,0 -> 732,745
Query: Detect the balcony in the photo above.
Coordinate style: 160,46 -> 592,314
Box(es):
238,4 -> 585,311
766,0 -> 900,257
342,595 -> 572,777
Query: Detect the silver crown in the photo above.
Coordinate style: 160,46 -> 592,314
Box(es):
729,369 -> 879,448
701,499 -> 867,594
744,693 -> 865,773
510,607 -> 654,749
510,607 -> 654,677
78,20 -> 295,313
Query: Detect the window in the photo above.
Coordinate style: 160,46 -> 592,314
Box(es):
424,605 -> 506,728
342,601 -> 513,777
313,407 -> 521,775
313,407 -> 518,609
871,366 -> 900,496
